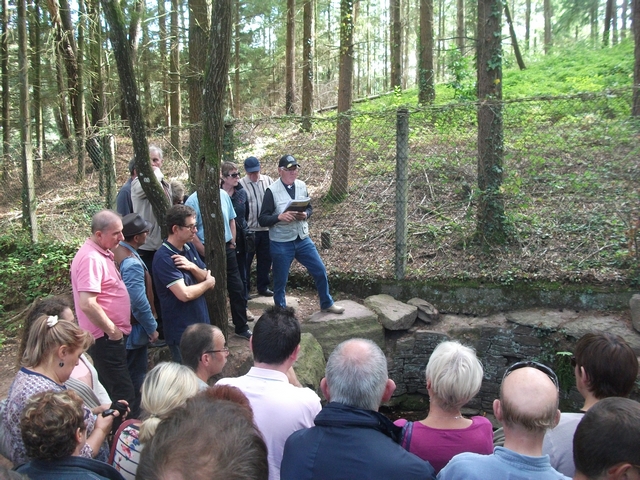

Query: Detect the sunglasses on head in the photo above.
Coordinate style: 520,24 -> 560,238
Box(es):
503,360 -> 559,390
224,173 -> 240,178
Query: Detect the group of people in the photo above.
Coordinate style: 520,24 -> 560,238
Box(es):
3,301 -> 639,480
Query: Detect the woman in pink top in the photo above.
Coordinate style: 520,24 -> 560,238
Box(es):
394,341 -> 493,473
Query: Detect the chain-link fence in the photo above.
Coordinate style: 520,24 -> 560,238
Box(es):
1,88 -> 637,284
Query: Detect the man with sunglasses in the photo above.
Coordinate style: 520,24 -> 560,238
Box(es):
439,361 -> 569,480
152,204 -> 216,363
259,154 -> 344,314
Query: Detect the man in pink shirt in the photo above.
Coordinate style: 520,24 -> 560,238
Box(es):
71,209 -> 134,408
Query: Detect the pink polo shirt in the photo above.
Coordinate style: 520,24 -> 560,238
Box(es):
70,239 -> 132,339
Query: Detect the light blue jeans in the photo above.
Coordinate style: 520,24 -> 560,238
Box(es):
270,236 -> 334,310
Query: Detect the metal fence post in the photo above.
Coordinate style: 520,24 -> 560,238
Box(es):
395,108 -> 409,280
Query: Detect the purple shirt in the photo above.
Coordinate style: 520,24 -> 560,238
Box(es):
395,416 -> 494,473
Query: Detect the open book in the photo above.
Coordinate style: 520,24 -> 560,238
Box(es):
284,197 -> 311,212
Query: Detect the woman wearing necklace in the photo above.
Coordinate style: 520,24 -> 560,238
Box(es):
2,314 -> 116,466
395,341 -> 493,474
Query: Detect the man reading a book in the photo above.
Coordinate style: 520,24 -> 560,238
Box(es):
259,155 -> 344,314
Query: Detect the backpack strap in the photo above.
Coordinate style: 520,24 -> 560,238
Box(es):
400,421 -> 414,451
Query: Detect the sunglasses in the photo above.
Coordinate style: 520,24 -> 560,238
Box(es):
503,360 -> 559,390
224,172 -> 240,178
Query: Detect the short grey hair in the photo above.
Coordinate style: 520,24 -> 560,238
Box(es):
325,339 -> 388,411
149,145 -> 164,159
91,210 -> 121,233
425,340 -> 484,410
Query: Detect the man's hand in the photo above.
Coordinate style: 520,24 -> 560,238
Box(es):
172,254 -> 197,272
204,270 -> 216,289
278,211 -> 298,223
294,211 -> 307,221
108,328 -> 123,341
149,331 -> 160,343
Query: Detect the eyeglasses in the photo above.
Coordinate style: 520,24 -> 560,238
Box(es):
180,223 -> 198,231
224,173 -> 240,178
503,360 -> 559,390
204,347 -> 229,355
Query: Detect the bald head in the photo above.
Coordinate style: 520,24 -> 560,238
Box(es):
324,339 -> 390,411
91,210 -> 121,234
498,366 -> 559,433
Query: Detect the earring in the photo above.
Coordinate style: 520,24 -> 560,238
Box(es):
59,361 -> 64,367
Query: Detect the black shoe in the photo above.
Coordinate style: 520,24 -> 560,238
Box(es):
149,339 -> 167,348
236,329 -> 252,340
258,289 -> 274,297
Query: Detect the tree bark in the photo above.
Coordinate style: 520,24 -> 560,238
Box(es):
54,48 -> 72,153
170,0 -> 181,154
159,0 -> 169,127
525,0 -> 531,50
2,0 -> 10,180
233,0 -> 239,117
30,0 -> 44,178
285,0 -> 295,114
140,15 -> 153,125
603,0 -> 613,45
329,0 -> 355,201
456,0 -> 464,53
19,0 -> 37,242
633,0 -> 640,115
543,0 -> 552,53
418,0 -> 435,104
476,0 -> 506,244
301,0 -> 314,131
200,0 -> 232,336
621,0 -> 627,40
128,0 -> 144,62
75,0 -> 86,182
390,0 -> 402,88
188,0 -> 209,185
101,0 -> 170,231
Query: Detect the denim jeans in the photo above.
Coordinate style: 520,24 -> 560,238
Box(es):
126,345 -> 148,419
270,236 -> 334,310
246,230 -> 272,293
226,244 -> 250,334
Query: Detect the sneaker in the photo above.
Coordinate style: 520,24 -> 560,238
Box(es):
322,304 -> 345,314
258,289 -> 274,297
246,309 -> 255,321
236,329 -> 252,340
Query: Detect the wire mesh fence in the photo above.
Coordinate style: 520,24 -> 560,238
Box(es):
0,88 -> 637,283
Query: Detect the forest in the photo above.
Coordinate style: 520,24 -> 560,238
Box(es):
0,0 -> 638,323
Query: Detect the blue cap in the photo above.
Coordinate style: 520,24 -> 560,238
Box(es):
244,156 -> 261,173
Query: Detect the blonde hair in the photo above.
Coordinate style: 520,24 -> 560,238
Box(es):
21,315 -> 93,368
139,362 -> 200,443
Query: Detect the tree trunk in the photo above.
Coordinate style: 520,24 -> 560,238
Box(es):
504,1 -> 525,70
101,0 -> 170,232
141,15 -> 153,125
543,0 -> 552,53
301,0 -> 314,131
456,0 -> 464,52
621,0 -> 627,40
418,0 -> 434,104
525,0 -> 530,50
87,0 -> 106,194
188,0 -> 209,185
128,0 -> 144,62
329,0 -> 354,201
2,0 -> 10,180
159,0 -> 169,128
30,0 -> 44,178
612,0 -> 618,44
633,0 -> 640,115
75,0 -> 86,182
170,0 -> 181,154
476,0 -> 506,244
54,48 -> 73,153
285,0 -> 295,114
233,0 -> 239,117
19,0 -> 37,242
603,0 -> 613,45
200,0 -> 232,336
390,0 -> 402,88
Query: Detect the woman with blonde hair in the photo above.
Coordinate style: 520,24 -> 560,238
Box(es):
2,315 -> 115,465
394,340 -> 493,473
111,362 -> 199,480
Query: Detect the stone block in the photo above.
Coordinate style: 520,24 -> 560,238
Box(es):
295,333 -> 326,396
247,295 -> 299,314
407,297 -> 440,323
631,294 -> 640,334
303,300 -> 384,357
364,294 -> 418,331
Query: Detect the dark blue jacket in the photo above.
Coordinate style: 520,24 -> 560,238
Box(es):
16,456 -> 125,479
281,402 -> 436,480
